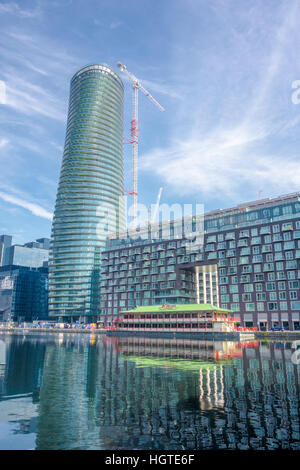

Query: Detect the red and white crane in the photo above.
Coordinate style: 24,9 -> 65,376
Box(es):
117,62 -> 165,225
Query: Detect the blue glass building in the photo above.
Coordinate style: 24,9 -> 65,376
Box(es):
6,245 -> 49,268
49,64 -> 125,321
0,265 -> 48,322
0,235 -> 49,269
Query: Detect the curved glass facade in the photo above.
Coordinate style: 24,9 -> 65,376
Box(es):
49,64 -> 125,319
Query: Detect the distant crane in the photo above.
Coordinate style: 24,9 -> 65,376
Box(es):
257,189 -> 263,200
151,187 -> 163,224
117,62 -> 165,225
147,187 -> 163,226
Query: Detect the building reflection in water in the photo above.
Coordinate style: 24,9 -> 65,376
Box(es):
0,332 -> 299,450
0,333 -> 47,448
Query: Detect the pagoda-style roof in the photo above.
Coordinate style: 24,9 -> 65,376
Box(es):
121,303 -> 232,315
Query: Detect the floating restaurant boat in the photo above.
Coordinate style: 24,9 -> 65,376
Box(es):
106,303 -> 257,340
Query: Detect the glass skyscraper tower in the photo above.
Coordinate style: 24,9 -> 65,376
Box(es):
49,64 -> 125,320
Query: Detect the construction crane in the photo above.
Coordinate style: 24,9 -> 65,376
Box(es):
117,62 -> 165,226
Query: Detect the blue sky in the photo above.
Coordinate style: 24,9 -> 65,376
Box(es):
1,0 -> 300,244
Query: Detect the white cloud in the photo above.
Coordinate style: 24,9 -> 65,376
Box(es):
0,138 -> 9,148
0,2 -> 41,19
0,191 -> 53,220
121,72 -> 183,101
0,29 -> 81,121
141,79 -> 183,101
141,121 -> 300,201
110,20 -> 123,29
139,1 -> 300,204
4,79 -> 66,121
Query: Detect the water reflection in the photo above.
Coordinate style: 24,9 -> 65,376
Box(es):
0,332 -> 299,450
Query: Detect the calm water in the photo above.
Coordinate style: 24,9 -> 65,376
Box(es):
0,332 -> 300,450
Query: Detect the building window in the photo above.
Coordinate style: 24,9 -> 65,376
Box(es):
268,302 -> 278,311
244,284 -> 254,292
229,285 -> 238,293
283,232 -> 292,241
242,293 -> 252,302
282,222 -> 293,231
286,261 -> 297,269
245,303 -> 255,311
256,293 -> 266,301
230,303 -> 240,311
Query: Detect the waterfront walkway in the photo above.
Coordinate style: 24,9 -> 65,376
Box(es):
0,327 -> 106,335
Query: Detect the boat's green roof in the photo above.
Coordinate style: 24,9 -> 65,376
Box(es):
121,303 -> 232,314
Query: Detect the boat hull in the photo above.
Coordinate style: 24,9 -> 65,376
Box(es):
106,330 -> 254,341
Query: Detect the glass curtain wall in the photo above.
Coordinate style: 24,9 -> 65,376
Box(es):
49,64 -> 125,320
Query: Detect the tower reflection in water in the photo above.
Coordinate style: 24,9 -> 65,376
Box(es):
0,333 -> 300,450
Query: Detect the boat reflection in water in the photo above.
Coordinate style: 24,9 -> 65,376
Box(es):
116,337 -> 259,412
117,336 -> 257,367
